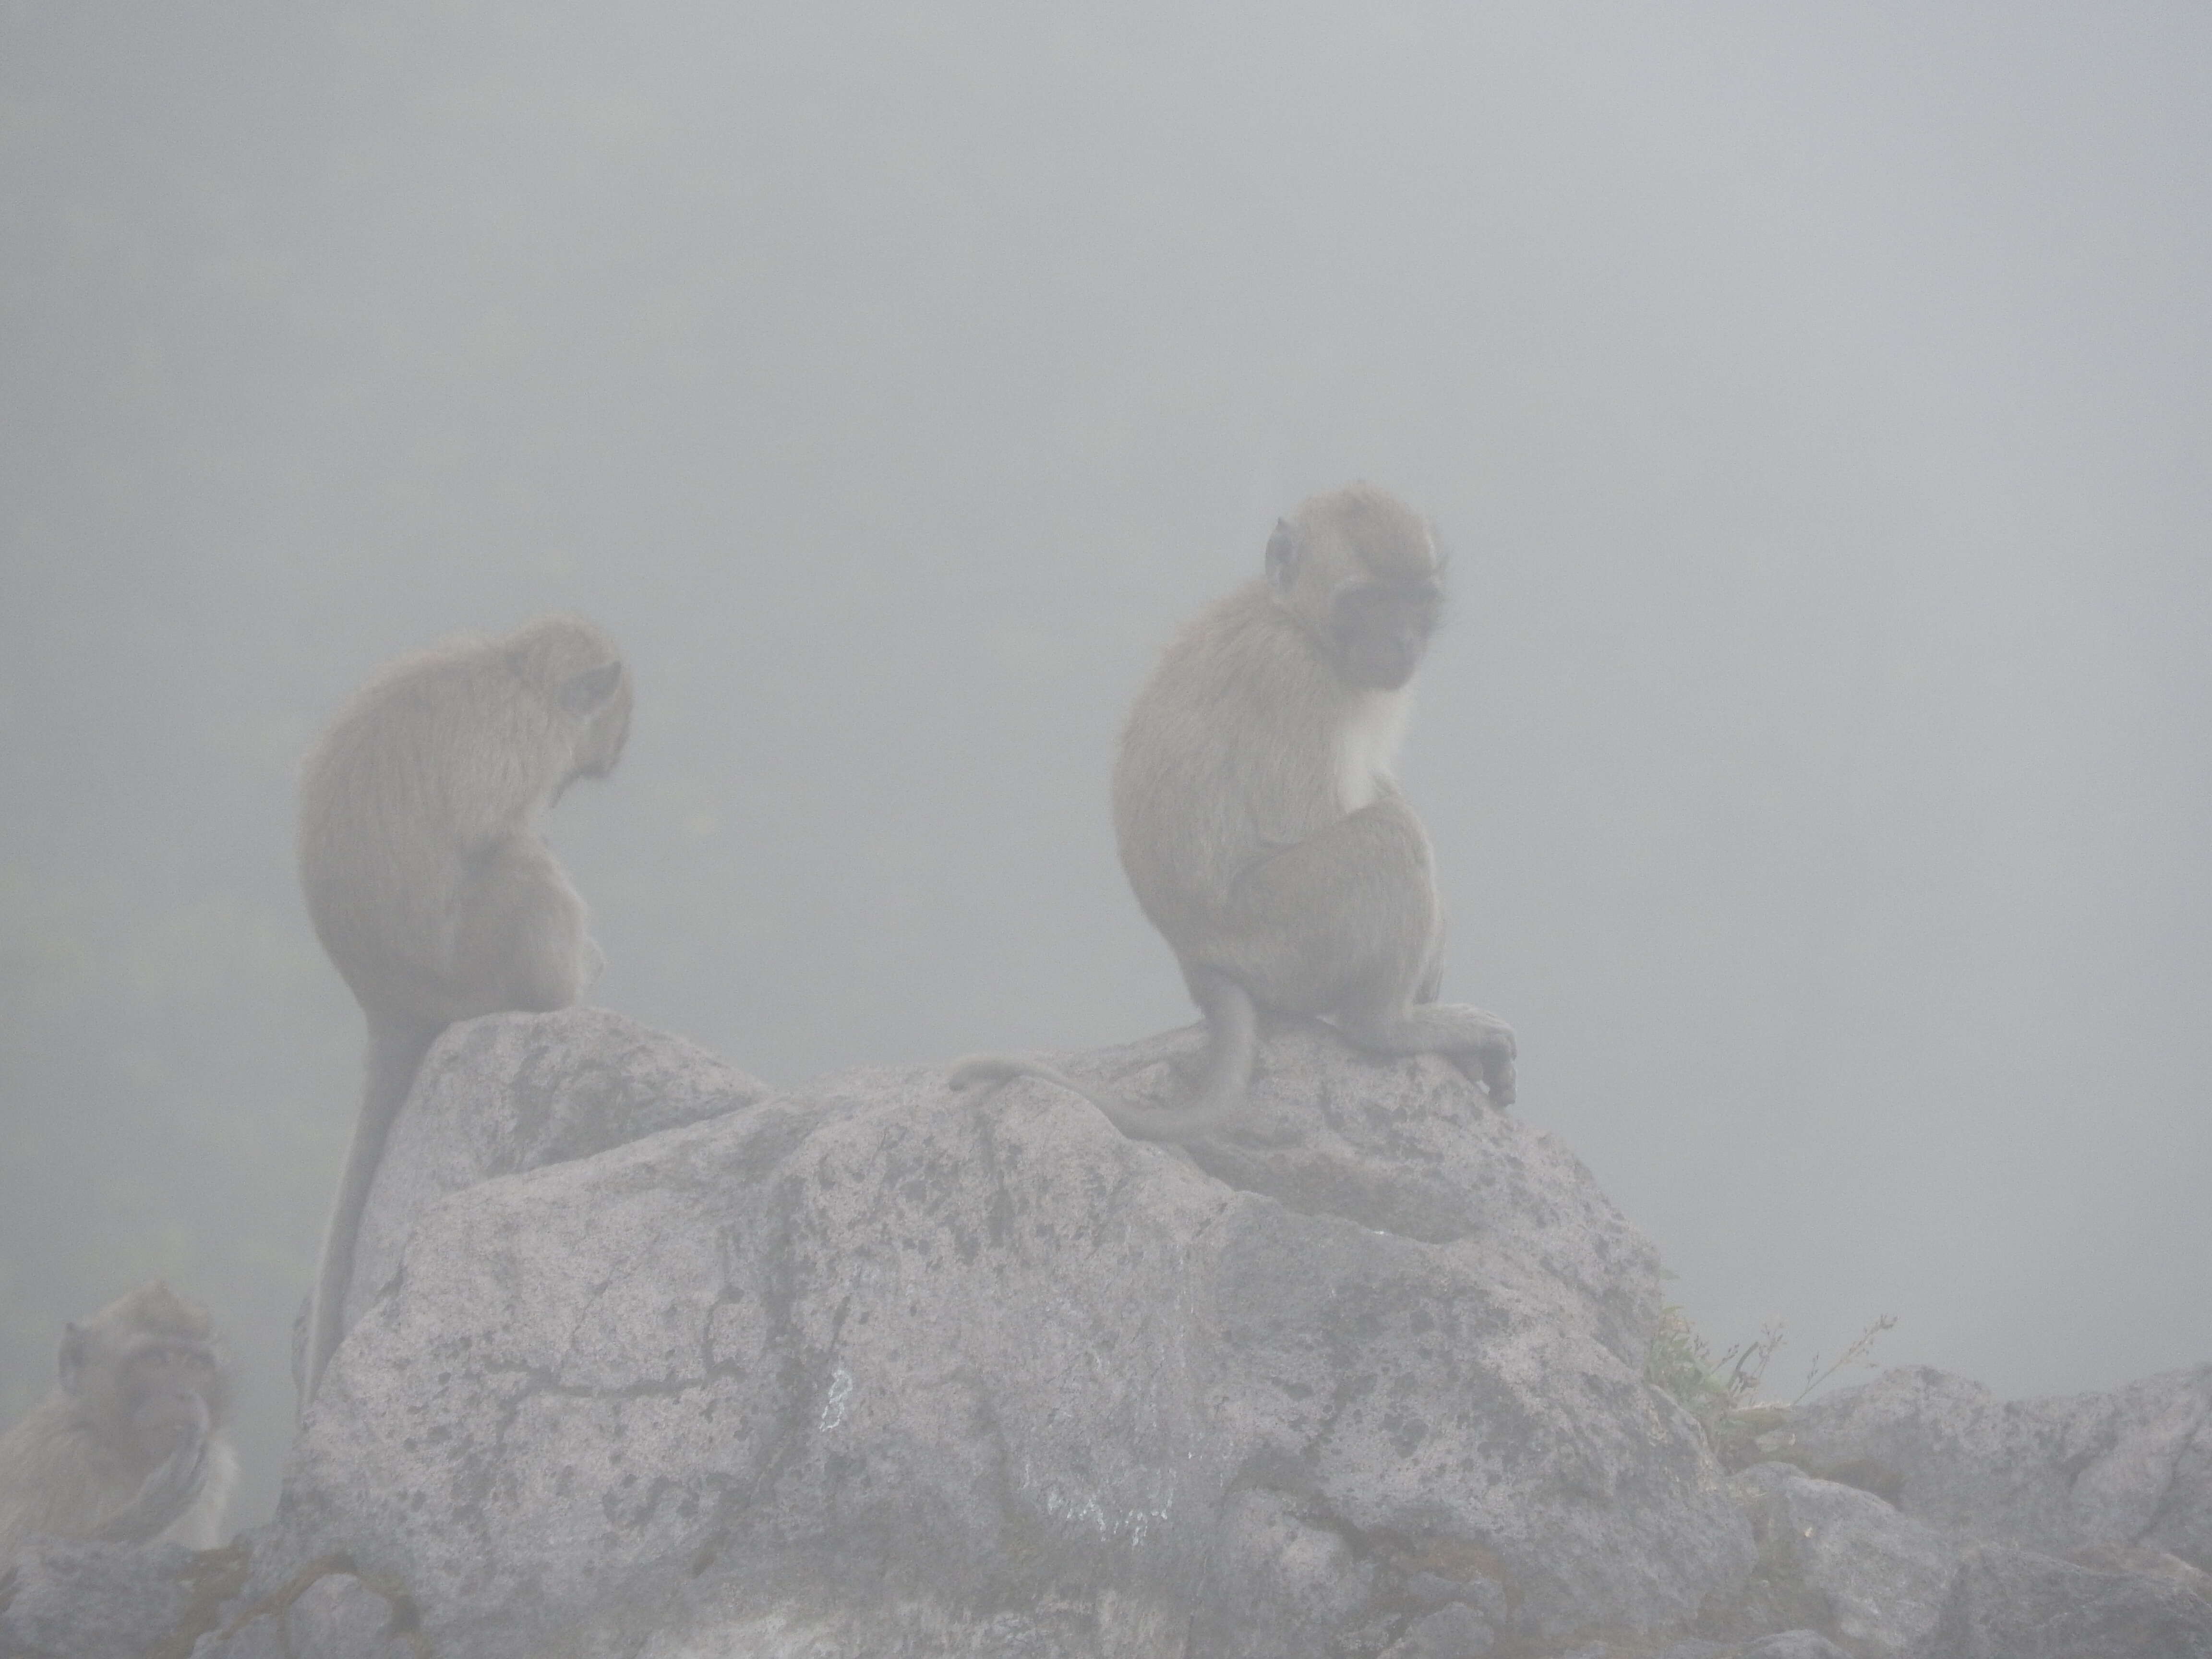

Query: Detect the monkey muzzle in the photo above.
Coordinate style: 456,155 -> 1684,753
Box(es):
132,1389 -> 210,1456
1340,632 -> 1427,691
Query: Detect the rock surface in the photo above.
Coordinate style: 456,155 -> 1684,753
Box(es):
0,1536 -> 244,1658
340,1007 -> 769,1334
1714,1463 -> 1958,1658
1732,1635 -> 1851,1659
228,1014 -> 1752,1658
1923,1542 -> 2212,1657
17,1010 -> 2196,1657
1779,1362 -> 2212,1566
194,1562 -> 427,1659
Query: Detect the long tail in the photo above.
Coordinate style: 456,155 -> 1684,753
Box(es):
301,1013 -> 439,1414
949,971 -> 1258,1144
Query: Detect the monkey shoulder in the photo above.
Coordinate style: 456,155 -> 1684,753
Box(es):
305,681 -> 552,866
1135,588 -> 1335,747
0,1396 -> 124,1534
1114,585 -> 1350,902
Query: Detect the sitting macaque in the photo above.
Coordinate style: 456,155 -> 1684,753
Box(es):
0,1282 -> 237,1557
956,484 -> 1515,1139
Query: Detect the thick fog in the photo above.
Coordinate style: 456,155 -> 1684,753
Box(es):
4,3 -> 2208,1521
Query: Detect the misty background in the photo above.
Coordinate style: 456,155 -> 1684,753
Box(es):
4,2 -> 2208,1522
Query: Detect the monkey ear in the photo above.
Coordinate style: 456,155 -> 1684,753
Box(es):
58,1324 -> 86,1394
557,661 -> 623,715
1265,519 -> 1300,592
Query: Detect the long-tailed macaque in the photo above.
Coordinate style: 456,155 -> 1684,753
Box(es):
298,613 -> 631,1405
955,484 -> 1515,1140
0,1283 -> 238,1558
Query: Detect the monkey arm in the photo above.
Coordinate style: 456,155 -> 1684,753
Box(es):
1222,797 -> 1514,1103
93,1420 -> 209,1546
1217,793 -> 1442,1009
453,833 -> 593,1013
1336,787 -> 1460,1022
1415,924 -> 1447,1005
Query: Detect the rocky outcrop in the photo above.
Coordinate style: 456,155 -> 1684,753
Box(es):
1923,1542 -> 2212,1657
11,1010 -> 2210,1658
1680,1368 -> 2212,1659
0,1536 -> 244,1658
1710,1463 -> 1960,1658
234,1013 -> 1750,1657
1773,1361 -> 2212,1568
1690,1362 -> 2212,1658
339,1008 -> 771,1335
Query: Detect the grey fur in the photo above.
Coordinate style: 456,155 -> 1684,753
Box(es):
296,613 -> 631,1408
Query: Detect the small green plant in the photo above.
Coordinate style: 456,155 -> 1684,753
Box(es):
1646,1305 -> 1784,1426
1792,1313 -> 1898,1404
1646,1305 -> 1896,1469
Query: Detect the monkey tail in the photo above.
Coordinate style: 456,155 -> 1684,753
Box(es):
948,971 -> 1259,1146
301,1013 -> 440,1415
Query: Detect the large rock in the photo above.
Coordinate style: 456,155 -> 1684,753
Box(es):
224,1015 -> 1751,1658
1047,1023 -> 1662,1364
190,1563 -> 425,1659
339,1006 -> 769,1334
1922,1543 -> 2212,1657
0,1537 -> 244,1658
1712,1463 -> 1959,1658
1779,1363 -> 2212,1567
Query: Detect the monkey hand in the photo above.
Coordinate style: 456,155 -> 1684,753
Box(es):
1449,1009 -> 1516,1109
1447,1047 -> 1515,1109
96,1418 -> 210,1545
1477,1053 -> 1516,1109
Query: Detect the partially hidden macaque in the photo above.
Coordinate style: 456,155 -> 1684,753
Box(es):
298,613 -> 631,1406
0,1282 -> 238,1558
955,483 -> 1515,1140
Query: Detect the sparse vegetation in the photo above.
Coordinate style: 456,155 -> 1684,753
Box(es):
1646,1305 -> 1897,1469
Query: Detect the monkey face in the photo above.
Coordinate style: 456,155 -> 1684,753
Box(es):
563,662 -> 632,782
579,691 -> 631,779
1328,577 -> 1444,690
121,1340 -> 221,1457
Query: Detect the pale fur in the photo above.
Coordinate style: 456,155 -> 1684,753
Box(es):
159,1435 -> 238,1549
0,1283 -> 236,1558
1334,688 -> 1411,813
297,613 -> 631,1408
955,483 -> 1515,1137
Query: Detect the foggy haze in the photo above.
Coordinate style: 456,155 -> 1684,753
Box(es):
3,2 -> 2209,1521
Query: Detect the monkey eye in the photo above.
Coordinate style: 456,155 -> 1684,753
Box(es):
1336,583 -> 1441,634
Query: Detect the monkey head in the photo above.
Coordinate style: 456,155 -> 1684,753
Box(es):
506,613 -> 633,784
59,1283 -> 227,1461
1266,483 -> 1446,692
